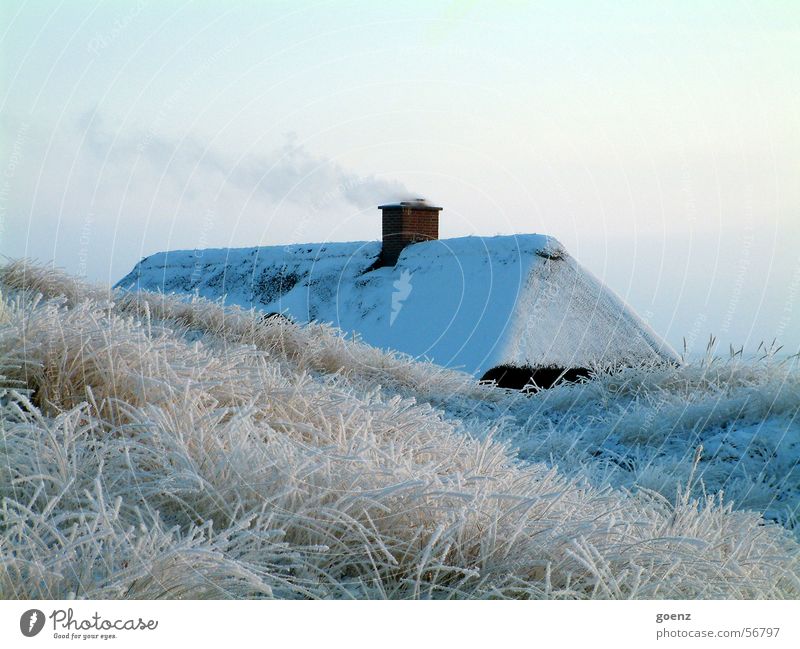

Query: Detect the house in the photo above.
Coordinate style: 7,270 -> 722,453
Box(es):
116,201 -> 679,382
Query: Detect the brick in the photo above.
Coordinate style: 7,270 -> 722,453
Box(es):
378,203 -> 442,266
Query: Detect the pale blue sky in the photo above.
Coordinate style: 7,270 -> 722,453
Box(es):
2,1 -> 798,355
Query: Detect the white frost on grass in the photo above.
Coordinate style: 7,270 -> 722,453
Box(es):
474,359 -> 800,532
0,261 -> 798,599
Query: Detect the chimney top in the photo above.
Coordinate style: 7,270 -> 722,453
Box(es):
378,198 -> 442,212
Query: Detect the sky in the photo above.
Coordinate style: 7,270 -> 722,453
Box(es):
1,0 -> 798,356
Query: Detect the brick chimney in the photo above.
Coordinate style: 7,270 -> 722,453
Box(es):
378,199 -> 442,266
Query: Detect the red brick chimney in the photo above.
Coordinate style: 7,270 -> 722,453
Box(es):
378,199 -> 442,266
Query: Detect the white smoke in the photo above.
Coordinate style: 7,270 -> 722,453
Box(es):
78,112 -> 409,209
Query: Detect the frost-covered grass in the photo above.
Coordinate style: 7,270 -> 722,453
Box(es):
440,353 -> 800,534
1,261 -> 799,599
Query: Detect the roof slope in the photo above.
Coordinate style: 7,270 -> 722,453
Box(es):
116,234 -> 678,375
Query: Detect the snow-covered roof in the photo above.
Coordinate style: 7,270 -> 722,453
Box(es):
116,234 -> 678,376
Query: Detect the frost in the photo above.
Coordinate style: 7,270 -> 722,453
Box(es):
0,261 -> 798,600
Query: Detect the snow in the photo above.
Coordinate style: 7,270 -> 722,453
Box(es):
2,260 -> 799,599
116,234 -> 678,375
442,361 -> 800,531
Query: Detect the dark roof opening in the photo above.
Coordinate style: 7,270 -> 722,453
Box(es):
480,364 -> 593,391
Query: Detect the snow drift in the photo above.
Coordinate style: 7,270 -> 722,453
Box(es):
116,235 -> 679,376
1,261 -> 798,599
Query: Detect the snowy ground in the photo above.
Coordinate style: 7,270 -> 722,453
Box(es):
117,238 -> 798,530
412,353 -> 800,532
1,261 -> 798,599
